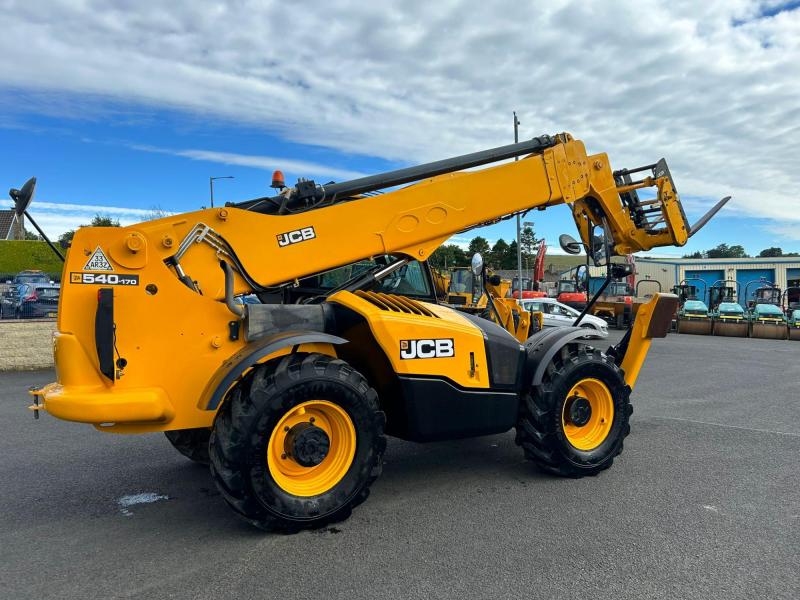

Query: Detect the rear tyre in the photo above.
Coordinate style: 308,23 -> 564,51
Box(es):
209,353 -> 386,532
515,343 -> 631,477
164,428 -> 211,465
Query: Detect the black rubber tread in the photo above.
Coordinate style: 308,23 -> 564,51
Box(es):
515,343 -> 631,477
164,428 -> 211,465
209,352 -> 386,533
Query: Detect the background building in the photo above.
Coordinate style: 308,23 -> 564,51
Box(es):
0,209 -> 23,240
562,257 -> 800,305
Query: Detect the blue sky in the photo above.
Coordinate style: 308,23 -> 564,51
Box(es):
2,1 -> 799,257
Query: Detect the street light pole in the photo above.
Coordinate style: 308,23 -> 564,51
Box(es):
209,176 -> 234,208
514,112 -> 523,298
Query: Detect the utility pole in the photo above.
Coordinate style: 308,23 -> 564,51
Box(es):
514,112 -> 523,298
209,176 -> 234,208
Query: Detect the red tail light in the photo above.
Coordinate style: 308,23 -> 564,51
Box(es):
24,290 -> 38,302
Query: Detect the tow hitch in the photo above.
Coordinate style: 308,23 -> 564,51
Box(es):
28,387 -> 45,419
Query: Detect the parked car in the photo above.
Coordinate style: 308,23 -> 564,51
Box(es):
0,284 -> 21,318
519,297 -> 608,336
0,283 -> 60,319
6,270 -> 52,285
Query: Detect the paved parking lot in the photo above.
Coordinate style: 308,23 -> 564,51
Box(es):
1,332 -> 798,599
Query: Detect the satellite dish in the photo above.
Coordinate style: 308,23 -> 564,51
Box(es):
9,177 -> 37,216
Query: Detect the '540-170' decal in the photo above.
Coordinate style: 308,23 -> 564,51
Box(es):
70,272 -> 139,286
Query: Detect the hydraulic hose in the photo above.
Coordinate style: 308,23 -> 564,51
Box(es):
220,260 -> 244,318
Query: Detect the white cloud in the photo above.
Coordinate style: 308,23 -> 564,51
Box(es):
131,145 -> 366,180
10,201 -> 167,239
765,223 -> 800,242
1,0 -> 799,233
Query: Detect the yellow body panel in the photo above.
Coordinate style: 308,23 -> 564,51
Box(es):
619,293 -> 679,388
328,291 -> 490,389
40,244 -> 338,433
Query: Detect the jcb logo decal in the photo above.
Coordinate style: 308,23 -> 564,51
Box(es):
400,339 -> 454,359
277,226 -> 316,247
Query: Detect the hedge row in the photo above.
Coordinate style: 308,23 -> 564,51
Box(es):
0,241 -> 65,279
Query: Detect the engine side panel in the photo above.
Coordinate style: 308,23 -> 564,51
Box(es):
327,290 -> 492,389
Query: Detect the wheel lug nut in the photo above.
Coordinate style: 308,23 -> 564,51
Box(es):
281,453 -> 287,459
309,417 -> 315,423
284,426 -> 289,432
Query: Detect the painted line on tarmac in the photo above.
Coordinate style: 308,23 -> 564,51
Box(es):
650,415 -> 800,437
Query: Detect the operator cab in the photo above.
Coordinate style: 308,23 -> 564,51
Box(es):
255,256 -> 438,305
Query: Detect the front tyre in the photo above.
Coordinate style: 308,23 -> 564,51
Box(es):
209,353 -> 386,532
516,343 -> 631,477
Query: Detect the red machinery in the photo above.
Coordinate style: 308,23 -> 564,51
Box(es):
512,239 -> 548,299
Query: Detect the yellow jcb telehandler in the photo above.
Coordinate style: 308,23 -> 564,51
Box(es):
20,132 -> 727,531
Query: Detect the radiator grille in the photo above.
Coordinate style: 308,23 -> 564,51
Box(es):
355,291 -> 439,318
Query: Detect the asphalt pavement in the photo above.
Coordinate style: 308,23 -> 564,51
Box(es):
1,331 -> 798,599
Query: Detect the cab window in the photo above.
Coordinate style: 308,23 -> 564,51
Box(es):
373,261 -> 431,297
449,269 -> 474,294
299,257 -> 434,300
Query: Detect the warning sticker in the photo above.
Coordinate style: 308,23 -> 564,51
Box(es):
83,246 -> 114,271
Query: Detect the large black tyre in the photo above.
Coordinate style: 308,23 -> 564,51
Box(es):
164,428 -> 211,465
209,353 -> 386,532
515,343 -> 631,477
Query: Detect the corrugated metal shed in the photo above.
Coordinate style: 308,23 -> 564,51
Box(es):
560,256 -> 800,301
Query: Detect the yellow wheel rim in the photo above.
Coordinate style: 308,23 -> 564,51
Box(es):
266,400 -> 356,497
561,378 -> 614,451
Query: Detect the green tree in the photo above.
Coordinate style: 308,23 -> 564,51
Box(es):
758,247 -> 783,257
467,236 -> 490,257
506,239 -> 520,270
24,227 -> 42,241
58,214 -> 121,246
520,226 -> 537,256
682,250 -> 703,258
429,244 -> 467,270
706,243 -> 748,258
489,238 -> 510,268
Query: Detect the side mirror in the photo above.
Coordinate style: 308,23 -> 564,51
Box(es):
470,253 -> 484,277
558,234 -> 582,255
